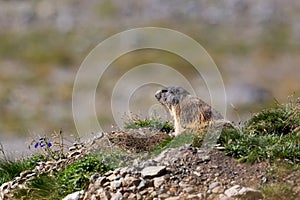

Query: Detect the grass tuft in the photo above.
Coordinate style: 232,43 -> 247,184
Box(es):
217,97 -> 300,164
124,116 -> 174,133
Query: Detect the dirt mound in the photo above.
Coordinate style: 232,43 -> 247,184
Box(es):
106,128 -> 171,152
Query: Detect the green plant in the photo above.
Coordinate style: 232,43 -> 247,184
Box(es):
29,130 -> 77,160
151,133 -> 194,155
124,116 -> 174,133
261,184 -> 297,200
58,154 -> 111,196
217,97 -> 300,164
0,142 -> 46,185
14,174 -> 60,200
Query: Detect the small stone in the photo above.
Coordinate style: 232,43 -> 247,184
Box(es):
90,173 -> 100,183
119,167 -> 129,177
183,187 -> 195,193
179,182 -> 190,188
127,193 -> 136,199
165,197 -> 180,200
68,146 -> 77,151
225,185 -> 240,197
169,187 -> 177,194
238,187 -> 264,200
111,191 -> 122,200
104,170 -> 113,176
200,155 -> 211,162
150,191 -> 158,197
209,182 -> 220,190
136,193 -> 143,200
186,194 -> 199,199
122,176 -> 140,187
158,193 -> 170,199
212,186 -> 224,194
129,185 -> 137,191
219,194 -> 232,200
193,171 -> 201,176
0,182 -> 10,191
153,176 -> 165,188
141,166 -> 166,178
111,179 -> 122,190
140,189 -> 148,195
62,190 -> 84,200
20,170 -> 33,178
95,176 -> 108,187
98,190 -> 111,200
107,173 -> 117,181
137,180 -> 153,190
68,151 -> 81,158
103,181 -> 111,187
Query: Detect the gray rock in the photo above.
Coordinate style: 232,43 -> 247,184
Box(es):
141,166 -> 166,178
95,176 -> 108,187
209,182 -> 220,190
224,185 -> 240,197
111,191 -> 122,200
99,190 -> 111,200
62,190 -> 84,200
137,179 -> 153,190
212,186 -> 224,194
183,187 -> 195,193
110,179 -> 122,189
238,187 -> 264,200
153,176 -> 165,188
89,173 -> 100,183
20,170 -> 33,178
165,197 -> 180,200
107,173 -> 117,181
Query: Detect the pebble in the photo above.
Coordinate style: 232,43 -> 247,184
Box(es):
141,166 -> 166,178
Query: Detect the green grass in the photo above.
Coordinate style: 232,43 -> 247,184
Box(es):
217,97 -> 300,164
124,116 -> 174,133
0,154 -> 46,185
151,133 -> 194,155
57,154 -> 112,197
14,174 -> 60,200
261,184 -> 297,200
14,154 -> 112,199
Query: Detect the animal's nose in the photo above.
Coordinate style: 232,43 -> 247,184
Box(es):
155,90 -> 161,99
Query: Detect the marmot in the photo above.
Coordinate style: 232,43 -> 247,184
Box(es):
155,86 -> 223,136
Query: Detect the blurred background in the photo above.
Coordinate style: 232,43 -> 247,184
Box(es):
0,0 -> 299,156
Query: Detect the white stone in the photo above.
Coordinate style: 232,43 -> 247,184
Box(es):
62,190 -> 84,200
153,176 -> 165,188
224,185 -> 240,197
238,187 -> 264,200
141,166 -> 166,178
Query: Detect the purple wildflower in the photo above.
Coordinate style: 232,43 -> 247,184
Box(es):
40,141 -> 45,147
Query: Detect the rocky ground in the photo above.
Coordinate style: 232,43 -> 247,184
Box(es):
1,132 -> 299,200
74,145 -> 268,200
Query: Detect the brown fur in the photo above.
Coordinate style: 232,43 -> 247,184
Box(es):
155,86 -> 223,136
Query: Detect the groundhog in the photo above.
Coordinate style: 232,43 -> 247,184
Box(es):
155,86 -> 223,136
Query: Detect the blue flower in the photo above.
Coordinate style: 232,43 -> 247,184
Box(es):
40,141 -> 45,147
33,138 -> 52,148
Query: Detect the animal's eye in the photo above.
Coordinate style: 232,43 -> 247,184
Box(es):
161,89 -> 168,93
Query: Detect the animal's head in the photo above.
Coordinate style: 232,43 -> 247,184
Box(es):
155,86 -> 190,109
